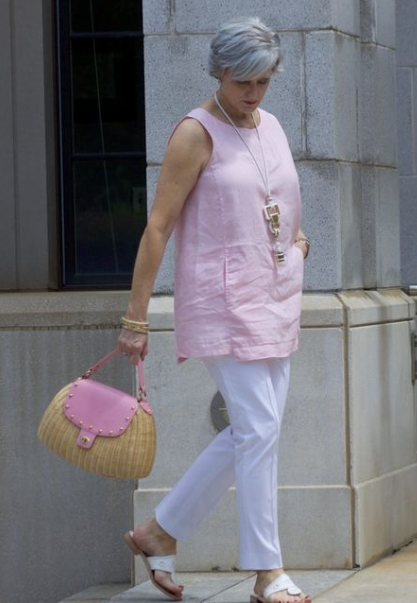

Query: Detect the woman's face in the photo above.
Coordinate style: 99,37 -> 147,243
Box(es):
219,68 -> 272,116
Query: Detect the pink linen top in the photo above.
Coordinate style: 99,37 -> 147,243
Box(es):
173,107 -> 304,363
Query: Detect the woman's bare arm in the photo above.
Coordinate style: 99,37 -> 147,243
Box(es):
119,118 -> 212,361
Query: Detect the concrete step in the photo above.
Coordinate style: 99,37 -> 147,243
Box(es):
59,583 -> 130,602
58,539 -> 417,602
59,569 -> 353,602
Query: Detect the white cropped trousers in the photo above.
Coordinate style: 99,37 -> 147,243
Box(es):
155,355 -> 291,570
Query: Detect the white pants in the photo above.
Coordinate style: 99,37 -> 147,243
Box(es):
155,355 -> 291,570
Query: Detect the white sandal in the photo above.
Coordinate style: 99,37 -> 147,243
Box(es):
250,573 -> 311,602
123,531 -> 182,600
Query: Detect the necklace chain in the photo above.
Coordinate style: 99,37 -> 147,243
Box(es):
213,93 -> 270,197
213,93 -> 285,264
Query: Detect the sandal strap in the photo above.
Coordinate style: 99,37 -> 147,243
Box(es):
147,554 -> 176,574
264,573 -> 302,599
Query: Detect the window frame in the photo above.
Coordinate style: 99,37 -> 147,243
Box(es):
56,0 -> 146,289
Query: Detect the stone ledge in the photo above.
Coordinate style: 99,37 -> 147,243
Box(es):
0,290 -> 411,330
300,293 -> 344,326
0,292 -> 174,330
337,289 -> 414,325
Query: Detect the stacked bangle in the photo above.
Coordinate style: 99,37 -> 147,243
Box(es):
295,237 -> 311,259
121,316 -> 150,334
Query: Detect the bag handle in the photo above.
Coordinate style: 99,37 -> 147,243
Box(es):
81,349 -> 146,398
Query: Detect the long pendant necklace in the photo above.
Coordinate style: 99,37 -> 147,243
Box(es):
213,92 -> 285,264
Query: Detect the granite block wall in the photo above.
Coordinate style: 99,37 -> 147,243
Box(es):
146,0 -> 400,294
396,0 -> 417,287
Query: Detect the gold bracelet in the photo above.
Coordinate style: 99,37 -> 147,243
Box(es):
121,317 -> 150,333
121,316 -> 149,326
295,237 -> 310,259
122,325 -> 149,334
121,323 -> 149,334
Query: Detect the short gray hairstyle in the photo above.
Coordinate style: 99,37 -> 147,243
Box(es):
208,17 -> 282,80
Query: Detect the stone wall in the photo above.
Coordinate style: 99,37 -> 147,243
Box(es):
146,0 -> 400,294
396,0 -> 417,287
0,293 -> 135,603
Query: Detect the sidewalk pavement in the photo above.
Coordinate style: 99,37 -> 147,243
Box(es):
61,539 -> 417,603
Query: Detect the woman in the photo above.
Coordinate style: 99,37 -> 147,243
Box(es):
119,17 -> 311,603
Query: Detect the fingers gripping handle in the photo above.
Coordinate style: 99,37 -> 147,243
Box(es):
81,349 -> 146,395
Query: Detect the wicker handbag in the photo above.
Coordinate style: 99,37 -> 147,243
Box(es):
38,349 -> 156,479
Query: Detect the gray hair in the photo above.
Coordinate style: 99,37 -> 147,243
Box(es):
208,17 -> 282,81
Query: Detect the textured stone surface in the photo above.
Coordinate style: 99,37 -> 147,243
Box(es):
361,166 -> 378,288
348,320 -> 415,484
279,486 -> 353,569
374,0 -> 396,47
145,35 -> 213,164
207,569 -> 354,602
396,0 -> 417,289
296,161 -> 341,290
0,291 -> 174,329
360,0 -> 376,42
315,540 -> 417,601
355,464 -> 417,567
0,328 -> 134,603
281,327 -> 347,486
305,32 -> 359,162
400,176 -> 417,287
57,570 -> 355,602
396,0 -> 417,66
62,583 -> 129,601
173,0 -> 360,35
375,168 -> 401,287
361,167 -> 401,289
339,289 -> 414,326
361,0 -> 396,47
396,68 -> 415,176
360,44 -> 397,167
143,0 -> 172,34
262,32 -> 304,159
339,163 -> 364,289
300,293 -> 344,327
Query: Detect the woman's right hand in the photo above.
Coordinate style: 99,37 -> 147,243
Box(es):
118,328 -> 149,364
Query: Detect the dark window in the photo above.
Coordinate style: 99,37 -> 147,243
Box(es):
57,0 -> 146,288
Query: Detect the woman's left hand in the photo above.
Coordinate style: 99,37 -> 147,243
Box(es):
294,239 -> 308,259
118,329 -> 149,365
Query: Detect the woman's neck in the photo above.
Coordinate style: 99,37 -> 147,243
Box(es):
214,91 -> 258,128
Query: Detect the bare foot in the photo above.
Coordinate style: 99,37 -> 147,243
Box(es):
132,518 -> 184,599
254,569 -> 311,602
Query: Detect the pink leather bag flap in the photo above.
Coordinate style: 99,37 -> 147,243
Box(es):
61,350 -> 153,450
63,379 -> 139,449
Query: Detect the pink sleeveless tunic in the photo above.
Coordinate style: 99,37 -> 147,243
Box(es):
174,108 -> 304,363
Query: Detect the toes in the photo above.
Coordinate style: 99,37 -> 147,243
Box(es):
155,571 -> 183,598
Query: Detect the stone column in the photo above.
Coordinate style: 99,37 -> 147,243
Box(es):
396,0 -> 417,287
135,0 -> 417,577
